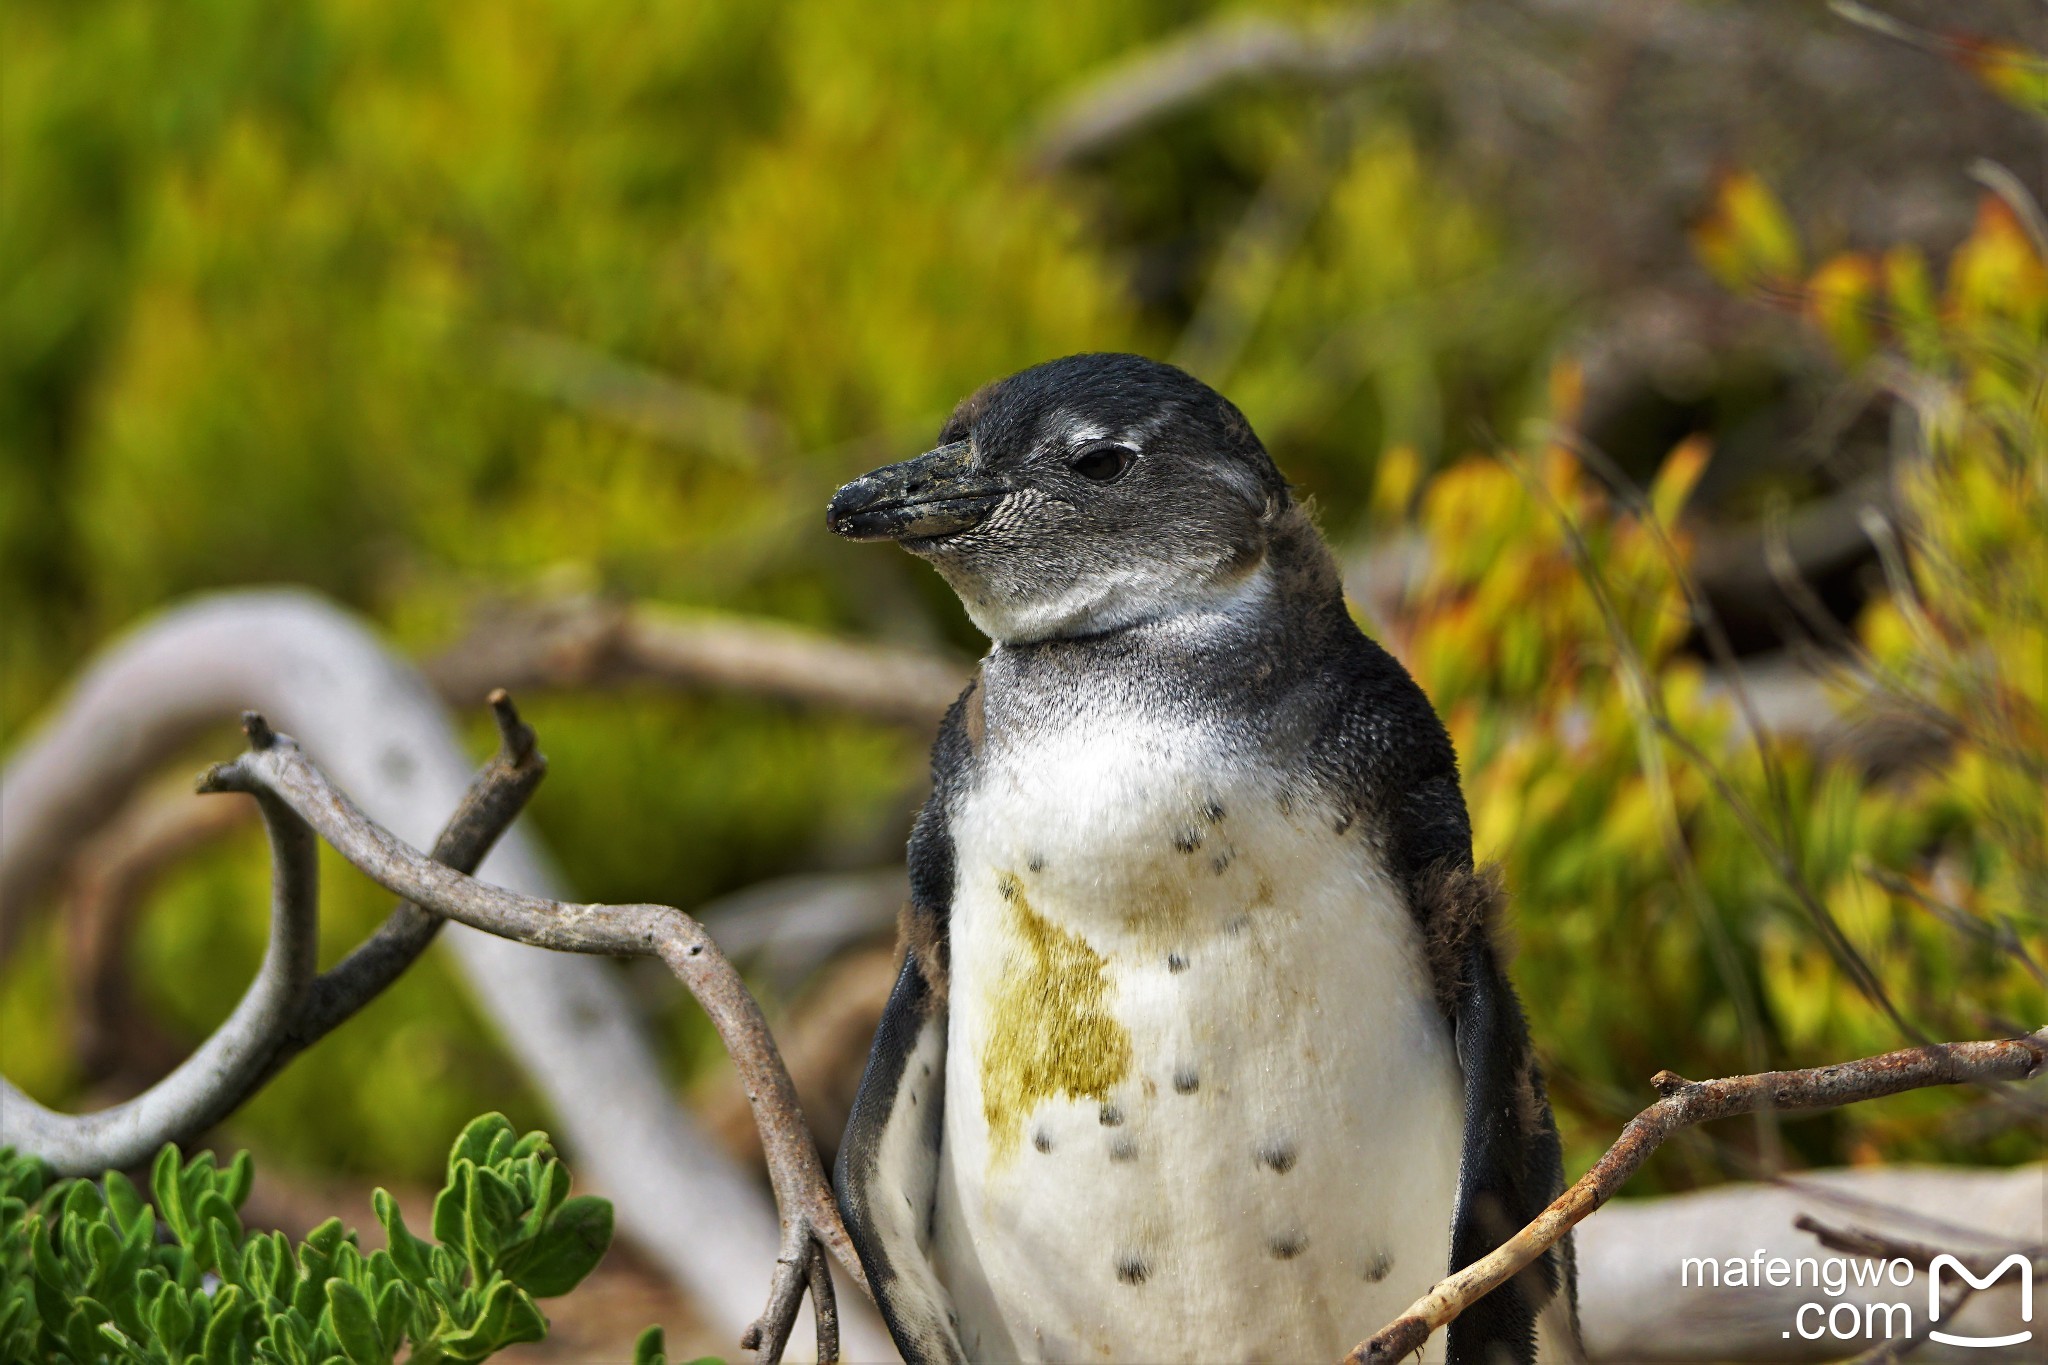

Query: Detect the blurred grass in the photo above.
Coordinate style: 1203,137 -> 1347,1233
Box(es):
1,0 -> 1530,1184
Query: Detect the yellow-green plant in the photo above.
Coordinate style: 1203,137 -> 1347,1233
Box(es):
1378,183 -> 2047,1181
0,0 -> 1537,1187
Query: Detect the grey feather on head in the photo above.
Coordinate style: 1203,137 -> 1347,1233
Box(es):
827,353 -> 1296,643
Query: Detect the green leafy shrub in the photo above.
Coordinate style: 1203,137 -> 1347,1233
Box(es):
1380,180 -> 2048,1182
0,1114 -> 678,1365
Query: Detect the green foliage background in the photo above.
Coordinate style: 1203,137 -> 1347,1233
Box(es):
0,1116 -> 624,1363
3,0 -> 2041,1200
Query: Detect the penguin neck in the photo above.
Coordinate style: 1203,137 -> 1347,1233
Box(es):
979,506 -> 1356,720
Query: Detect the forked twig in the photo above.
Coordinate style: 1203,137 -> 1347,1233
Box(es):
0,694 -> 544,1174
1345,1031 -> 2048,1364
0,592 -> 877,1351
255,690 -> 546,1080
198,710 -> 861,1363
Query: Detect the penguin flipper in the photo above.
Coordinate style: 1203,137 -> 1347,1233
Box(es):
1419,861 -> 1575,1365
1373,762 -> 1573,1365
835,948 -> 962,1365
838,677 -> 978,1365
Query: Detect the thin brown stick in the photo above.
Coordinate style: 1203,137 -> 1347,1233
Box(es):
1345,1032 -> 2048,1364
422,597 -> 966,729
200,713 -> 863,1363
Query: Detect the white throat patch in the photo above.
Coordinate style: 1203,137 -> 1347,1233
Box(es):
953,545 -> 1277,645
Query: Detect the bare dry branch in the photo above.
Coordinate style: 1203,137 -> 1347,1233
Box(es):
422,596 -> 966,728
1026,0 -> 1852,173
0,764 -> 322,1174
702,945 -> 899,1175
200,714 -> 864,1363
0,696 -> 542,1176
0,590 -> 888,1352
1347,1032 -> 2048,1364
253,690 -> 544,1080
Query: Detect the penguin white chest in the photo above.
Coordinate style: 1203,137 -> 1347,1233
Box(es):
933,711 -> 1465,1364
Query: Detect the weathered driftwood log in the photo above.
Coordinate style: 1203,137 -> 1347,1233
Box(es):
1578,1162 -> 2045,1362
0,589 -> 891,1358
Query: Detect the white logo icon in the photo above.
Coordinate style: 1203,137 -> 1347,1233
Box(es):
1928,1253 -> 2034,1349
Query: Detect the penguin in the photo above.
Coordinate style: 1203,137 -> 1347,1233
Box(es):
826,353 -> 1576,1365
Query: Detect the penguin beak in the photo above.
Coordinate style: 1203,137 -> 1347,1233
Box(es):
826,440 -> 1008,543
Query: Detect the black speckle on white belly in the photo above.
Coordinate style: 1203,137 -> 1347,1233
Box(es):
932,719 -> 1463,1362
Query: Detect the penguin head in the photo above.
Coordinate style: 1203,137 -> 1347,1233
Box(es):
827,353 -> 1291,642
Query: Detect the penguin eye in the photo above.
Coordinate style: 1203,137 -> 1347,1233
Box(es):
1068,441 -> 1134,483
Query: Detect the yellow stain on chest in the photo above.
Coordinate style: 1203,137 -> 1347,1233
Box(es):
978,871 -> 1132,1164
